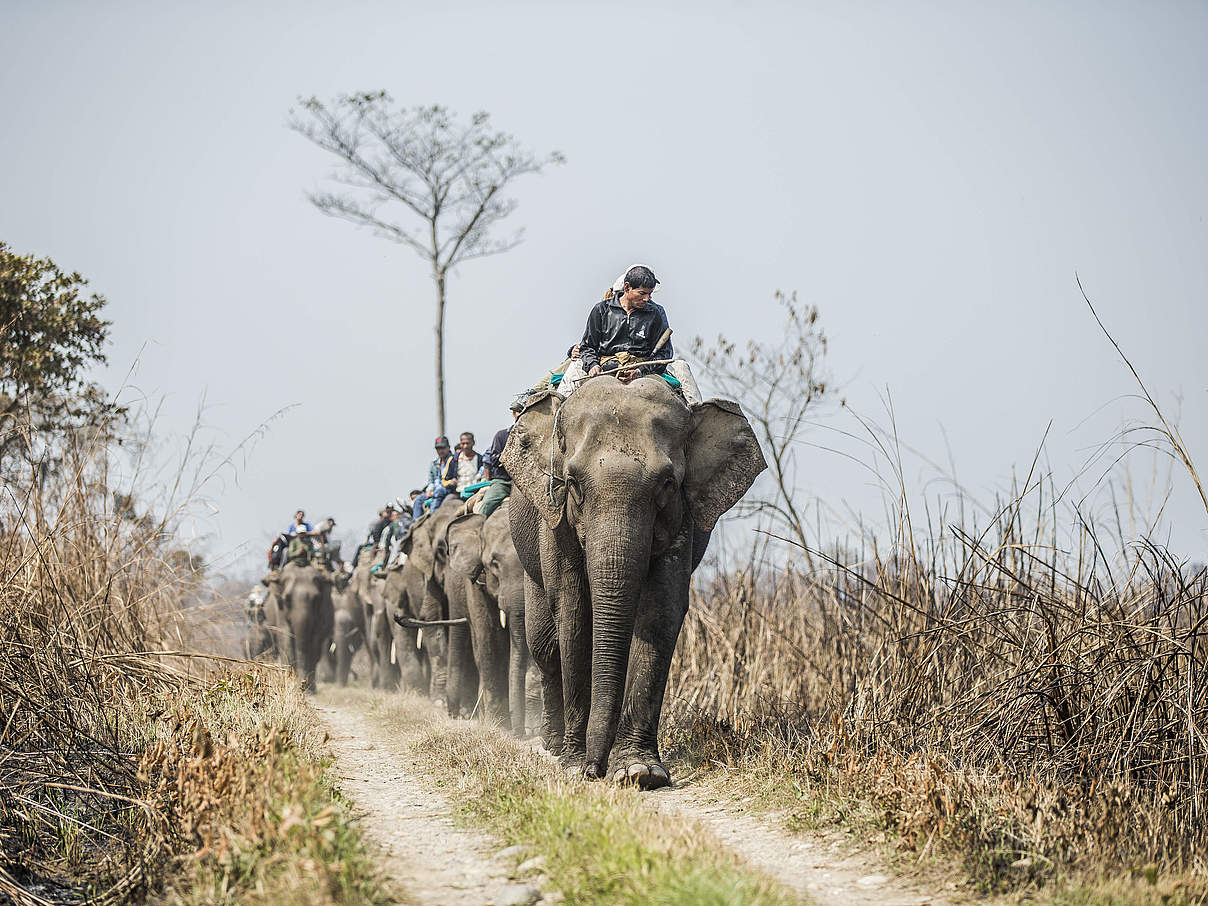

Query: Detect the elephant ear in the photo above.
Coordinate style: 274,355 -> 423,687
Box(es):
501,390 -> 565,528
446,514 -> 485,581
684,398 -> 768,532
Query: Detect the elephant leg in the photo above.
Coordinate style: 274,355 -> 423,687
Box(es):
557,570 -> 592,771
373,608 -> 400,690
524,572 -> 563,754
508,610 -> 529,737
445,620 -> 476,718
421,587 -> 448,703
611,531 -> 693,789
466,583 -> 509,726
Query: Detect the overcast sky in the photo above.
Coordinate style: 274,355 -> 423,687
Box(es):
3,0 -> 1206,574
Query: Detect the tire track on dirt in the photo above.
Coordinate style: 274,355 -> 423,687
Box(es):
645,781 -> 953,906
315,703 -> 547,906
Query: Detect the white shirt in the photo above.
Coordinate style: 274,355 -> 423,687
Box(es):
456,452 -> 479,491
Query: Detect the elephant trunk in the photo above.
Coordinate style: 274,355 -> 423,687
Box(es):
584,526 -> 650,777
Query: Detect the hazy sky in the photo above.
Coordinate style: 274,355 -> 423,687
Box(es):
3,1 -> 1206,573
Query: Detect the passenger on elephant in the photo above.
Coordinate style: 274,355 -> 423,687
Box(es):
476,397 -> 524,517
313,517 -> 340,572
285,509 -> 313,536
370,506 -> 405,577
411,436 -> 454,520
266,532 -> 289,573
452,432 -> 484,492
557,264 -> 702,404
529,343 -> 581,394
393,491 -> 419,535
351,505 -> 394,568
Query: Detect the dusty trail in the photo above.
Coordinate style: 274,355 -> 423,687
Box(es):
646,781 -> 952,906
315,702 -> 546,906
318,691 -> 956,906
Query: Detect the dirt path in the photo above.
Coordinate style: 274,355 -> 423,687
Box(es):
314,703 -> 548,906
646,780 -> 953,906
319,692 -> 955,906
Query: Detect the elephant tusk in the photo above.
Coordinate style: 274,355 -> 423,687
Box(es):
393,615 -> 470,628
390,640 -> 397,665
416,628 -> 423,650
329,641 -> 337,654
499,609 -> 506,629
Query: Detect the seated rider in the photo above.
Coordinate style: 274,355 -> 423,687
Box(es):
411,437 -> 455,520
286,509 -> 313,536
266,532 -> 289,572
475,397 -> 525,518
352,504 -> 393,567
313,517 -> 340,571
558,264 -> 702,404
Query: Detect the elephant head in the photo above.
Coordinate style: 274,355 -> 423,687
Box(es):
504,383 -> 766,547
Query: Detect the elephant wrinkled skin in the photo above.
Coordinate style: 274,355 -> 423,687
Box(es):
503,378 -> 765,788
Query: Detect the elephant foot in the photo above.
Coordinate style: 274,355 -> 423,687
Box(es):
611,759 -> 672,791
558,749 -> 585,777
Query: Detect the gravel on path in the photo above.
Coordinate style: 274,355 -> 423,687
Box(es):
315,703 -> 543,906
646,781 -> 955,906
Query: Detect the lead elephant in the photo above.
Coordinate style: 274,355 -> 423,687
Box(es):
276,561 -> 336,693
445,499 -> 537,735
503,379 -> 765,788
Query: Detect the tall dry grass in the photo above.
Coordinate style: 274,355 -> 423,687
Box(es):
0,425 -> 211,902
668,469 -> 1208,887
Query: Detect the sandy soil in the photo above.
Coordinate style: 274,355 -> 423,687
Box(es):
315,703 -> 547,906
647,780 -> 954,906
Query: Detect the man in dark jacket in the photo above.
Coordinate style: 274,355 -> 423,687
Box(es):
559,264 -> 701,402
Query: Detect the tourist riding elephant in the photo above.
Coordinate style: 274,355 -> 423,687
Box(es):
276,560 -> 336,693
503,379 -> 765,789
445,499 -> 535,735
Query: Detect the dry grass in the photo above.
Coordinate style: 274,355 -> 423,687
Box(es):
665,473 -> 1208,899
0,427 -> 386,905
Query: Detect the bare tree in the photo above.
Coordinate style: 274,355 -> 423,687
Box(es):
690,291 -> 831,564
290,93 -> 563,435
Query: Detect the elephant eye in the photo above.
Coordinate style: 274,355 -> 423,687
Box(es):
654,477 -> 679,511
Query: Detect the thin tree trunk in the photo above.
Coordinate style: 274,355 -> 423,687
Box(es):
434,270 -> 447,437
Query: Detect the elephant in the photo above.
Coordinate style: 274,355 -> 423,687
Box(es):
445,510 -> 510,727
445,499 -> 537,735
379,550 -> 431,694
243,593 -> 276,661
326,582 -> 366,687
351,547 -> 398,689
502,379 -> 765,788
274,561 -> 336,693
400,495 -> 477,716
